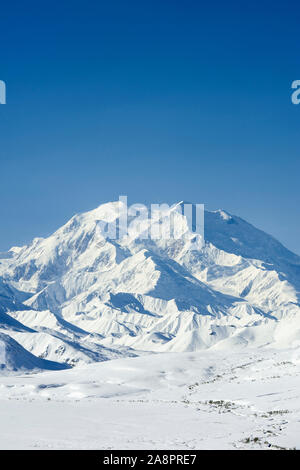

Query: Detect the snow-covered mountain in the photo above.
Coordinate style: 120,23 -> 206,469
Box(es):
0,332 -> 68,373
0,200 -> 300,371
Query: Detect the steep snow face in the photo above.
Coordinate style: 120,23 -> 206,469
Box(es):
0,200 -> 300,368
205,210 -> 300,266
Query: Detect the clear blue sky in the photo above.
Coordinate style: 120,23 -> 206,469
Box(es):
0,1 -> 299,253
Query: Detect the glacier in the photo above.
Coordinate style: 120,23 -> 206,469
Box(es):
0,200 -> 300,369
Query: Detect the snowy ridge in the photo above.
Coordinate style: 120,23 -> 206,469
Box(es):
0,200 -> 300,370
0,332 -> 68,374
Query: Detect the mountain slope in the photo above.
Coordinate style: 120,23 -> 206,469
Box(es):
0,200 -> 299,366
0,332 -> 69,374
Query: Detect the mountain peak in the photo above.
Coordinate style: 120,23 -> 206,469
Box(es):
1,200 -> 300,367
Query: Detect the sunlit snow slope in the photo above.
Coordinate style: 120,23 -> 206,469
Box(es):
0,200 -> 299,370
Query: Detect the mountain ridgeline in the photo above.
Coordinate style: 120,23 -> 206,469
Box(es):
0,201 -> 300,372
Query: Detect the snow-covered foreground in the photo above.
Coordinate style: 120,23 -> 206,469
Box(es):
1,348 -> 299,450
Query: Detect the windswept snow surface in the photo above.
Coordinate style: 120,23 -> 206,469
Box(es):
0,349 -> 299,449
0,201 -> 300,448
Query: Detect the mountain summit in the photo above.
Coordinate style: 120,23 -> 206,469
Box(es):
0,201 -> 300,370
